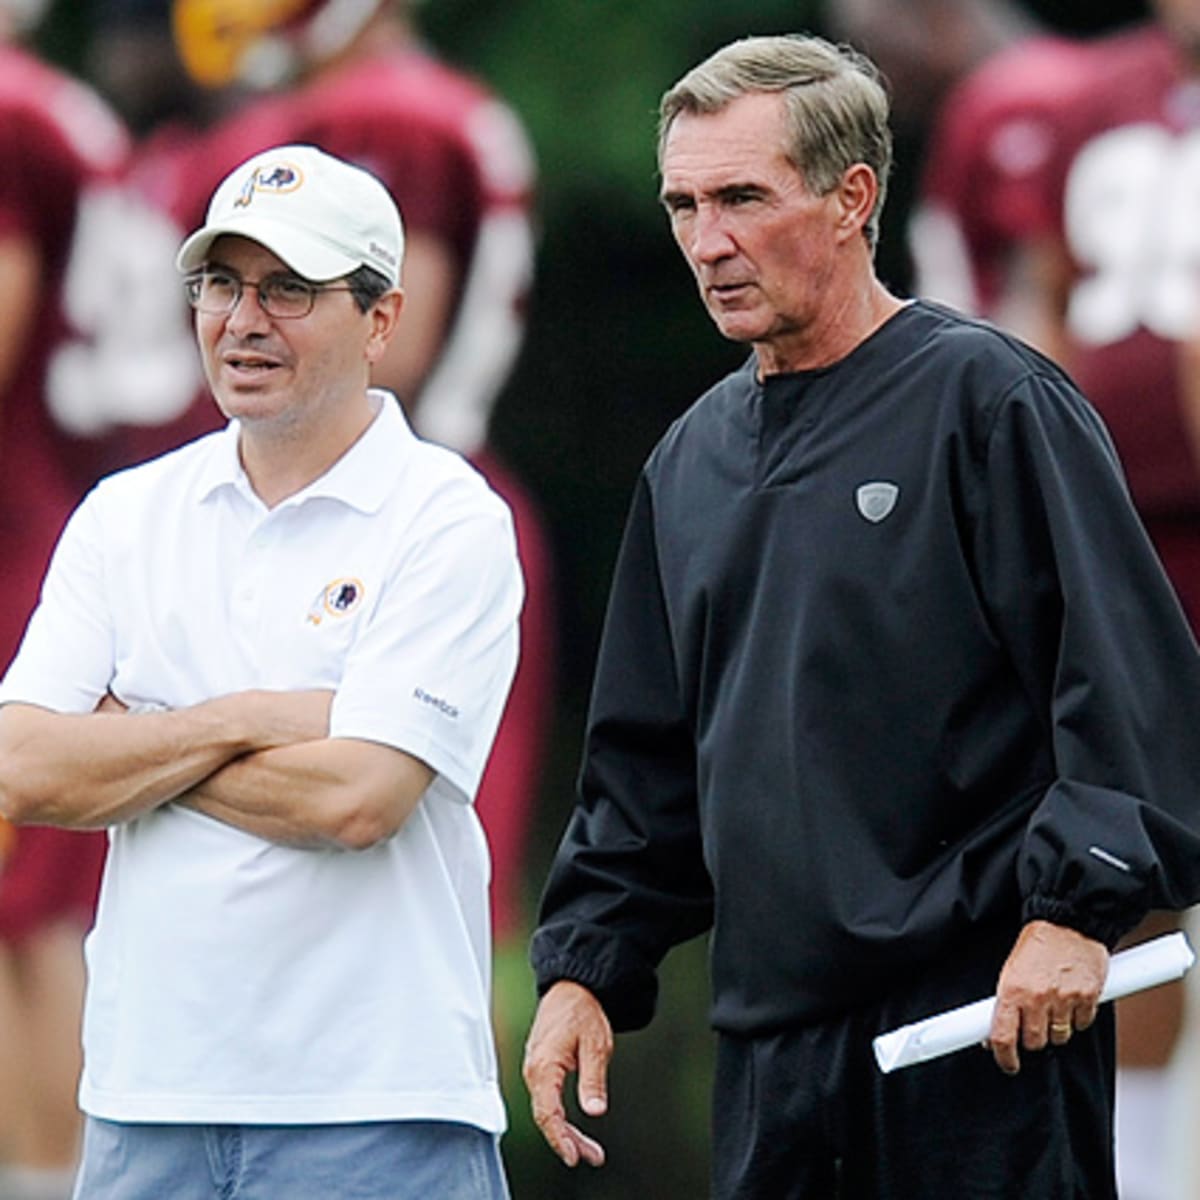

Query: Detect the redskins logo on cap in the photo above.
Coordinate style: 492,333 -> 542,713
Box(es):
233,160 -> 305,209
305,577 -> 365,627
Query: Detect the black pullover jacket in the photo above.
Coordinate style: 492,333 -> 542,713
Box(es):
533,301 -> 1200,1035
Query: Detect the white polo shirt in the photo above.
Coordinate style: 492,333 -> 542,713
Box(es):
0,391 -> 521,1130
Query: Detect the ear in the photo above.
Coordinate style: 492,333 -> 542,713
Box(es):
365,290 -> 405,365
833,163 -> 878,246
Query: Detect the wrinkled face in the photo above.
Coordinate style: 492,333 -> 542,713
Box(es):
659,91 -> 844,362
194,235 -> 376,434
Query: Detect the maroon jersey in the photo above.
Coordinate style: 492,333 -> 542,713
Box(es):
0,43 -> 129,662
917,25 -> 1200,624
0,45 -> 129,940
125,45 -> 549,936
916,35 -> 1094,313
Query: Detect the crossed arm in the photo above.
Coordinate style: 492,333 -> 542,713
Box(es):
0,691 -> 433,850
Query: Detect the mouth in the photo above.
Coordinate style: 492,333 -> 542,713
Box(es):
706,279 -> 754,303
705,274 -> 753,296
220,349 -> 286,382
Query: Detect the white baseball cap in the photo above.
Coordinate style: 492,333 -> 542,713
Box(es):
176,144 -> 404,287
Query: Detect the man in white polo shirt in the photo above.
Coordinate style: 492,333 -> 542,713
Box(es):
0,143 -> 522,1200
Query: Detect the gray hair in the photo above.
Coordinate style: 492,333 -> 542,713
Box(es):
658,34 -> 893,250
345,264 -> 394,313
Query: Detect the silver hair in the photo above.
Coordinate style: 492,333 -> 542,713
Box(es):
658,34 -> 893,250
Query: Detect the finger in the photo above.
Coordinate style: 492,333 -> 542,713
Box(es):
532,1101 -> 581,1167
542,1114 -> 581,1167
526,1060 -> 575,1161
1047,1014 -> 1074,1046
564,1123 -> 607,1168
991,1041 -> 1021,1075
989,999 -> 1021,1075
576,1027 -> 613,1118
1023,1022 -> 1049,1051
533,1111 -> 605,1169
1021,1002 -> 1050,1052
1073,1000 -> 1098,1032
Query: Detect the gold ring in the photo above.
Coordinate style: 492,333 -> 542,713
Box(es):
1050,1022 -> 1072,1036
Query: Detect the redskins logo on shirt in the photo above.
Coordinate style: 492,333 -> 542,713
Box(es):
305,577 -> 365,627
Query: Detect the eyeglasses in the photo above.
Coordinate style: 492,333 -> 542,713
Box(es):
183,269 -> 356,319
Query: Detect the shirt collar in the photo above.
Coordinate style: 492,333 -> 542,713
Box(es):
195,389 -> 412,514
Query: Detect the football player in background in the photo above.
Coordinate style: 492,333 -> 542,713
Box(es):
0,1 -> 130,1196
823,0 -> 1040,292
913,4 -> 1200,1196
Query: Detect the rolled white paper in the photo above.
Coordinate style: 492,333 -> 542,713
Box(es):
873,930 -> 1195,1074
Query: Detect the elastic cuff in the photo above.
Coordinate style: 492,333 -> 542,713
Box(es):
533,954 -> 605,999
1021,894 -> 1129,950
533,953 -> 657,1032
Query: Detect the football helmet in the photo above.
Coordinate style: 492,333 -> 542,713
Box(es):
172,0 -> 386,87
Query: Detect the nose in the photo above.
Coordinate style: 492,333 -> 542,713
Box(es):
686,203 -> 737,265
224,284 -> 272,335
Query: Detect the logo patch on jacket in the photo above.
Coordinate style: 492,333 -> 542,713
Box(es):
855,481 -> 900,524
305,577 -> 365,626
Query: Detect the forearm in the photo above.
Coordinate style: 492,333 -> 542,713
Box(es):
179,736 -> 434,850
0,690 -> 332,830
0,698 -> 253,828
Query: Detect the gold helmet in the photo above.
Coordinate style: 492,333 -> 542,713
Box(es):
172,0 -> 385,88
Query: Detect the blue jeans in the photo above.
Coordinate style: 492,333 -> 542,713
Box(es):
71,1118 -> 511,1200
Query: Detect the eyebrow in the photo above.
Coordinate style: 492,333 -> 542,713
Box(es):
660,182 -> 771,207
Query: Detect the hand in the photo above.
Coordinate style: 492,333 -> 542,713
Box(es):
210,688 -> 334,750
523,981 -> 613,1168
988,919 -> 1109,1074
